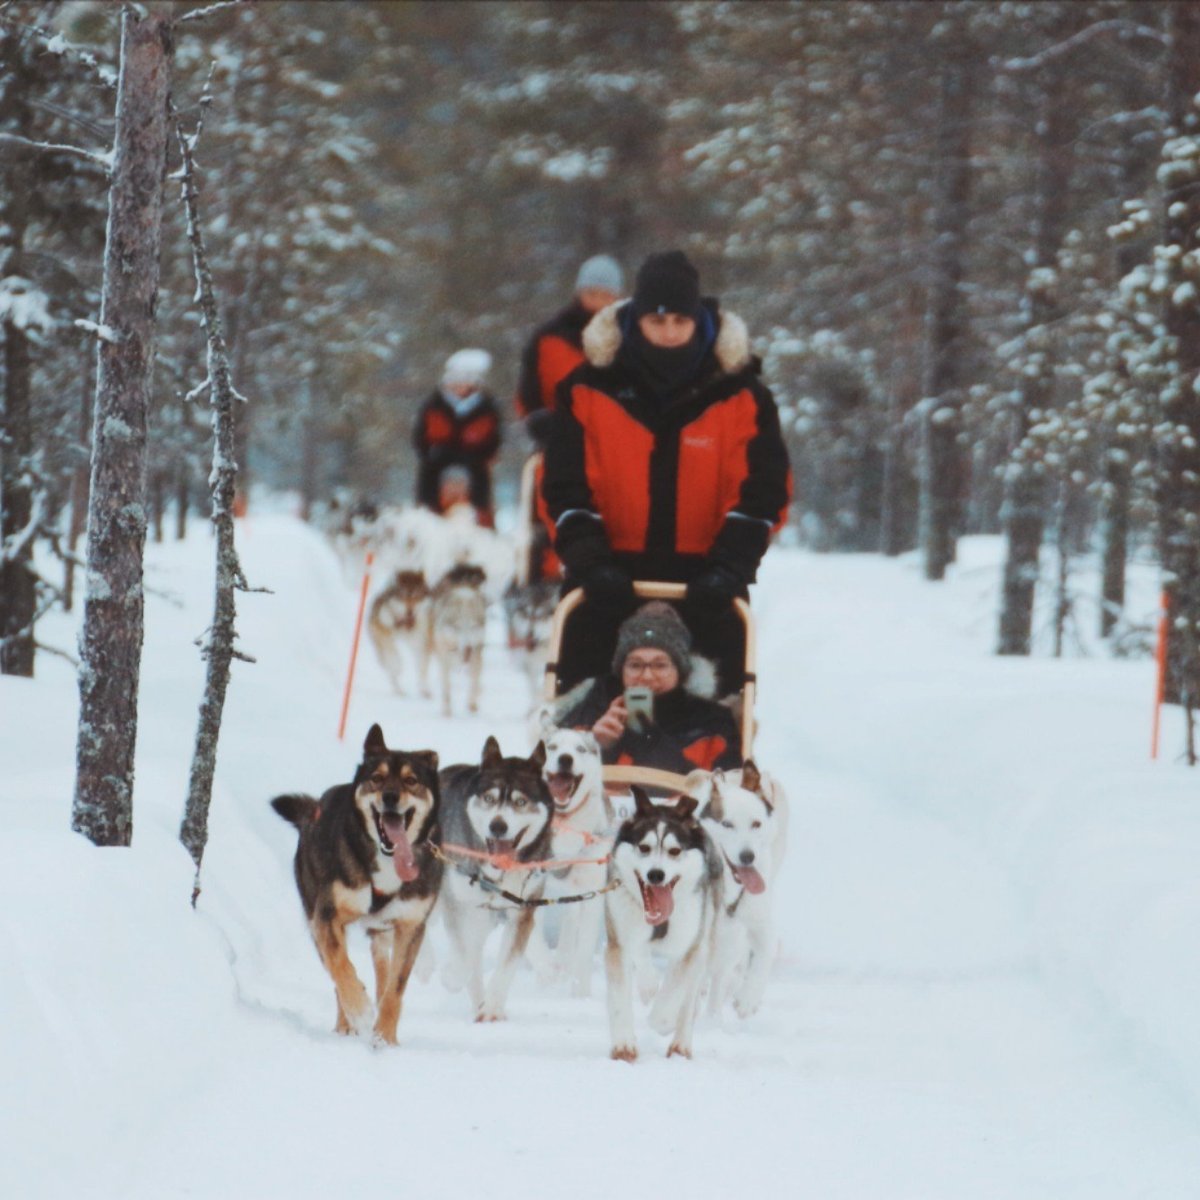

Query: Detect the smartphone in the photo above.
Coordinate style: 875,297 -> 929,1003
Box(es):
624,686 -> 654,732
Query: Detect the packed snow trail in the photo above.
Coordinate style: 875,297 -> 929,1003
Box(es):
2,515 -> 1198,1199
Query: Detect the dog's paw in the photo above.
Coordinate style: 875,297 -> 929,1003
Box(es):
371,1028 -> 398,1049
611,1044 -> 638,1063
734,995 -> 762,1020
475,1006 -> 506,1023
666,1042 -> 693,1060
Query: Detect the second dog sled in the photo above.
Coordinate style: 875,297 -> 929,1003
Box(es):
543,581 -> 757,797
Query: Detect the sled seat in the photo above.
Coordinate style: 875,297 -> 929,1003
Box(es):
544,581 -> 756,798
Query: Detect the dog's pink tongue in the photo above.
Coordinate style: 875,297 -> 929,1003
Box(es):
642,884 -> 674,926
733,865 -> 766,895
382,815 -> 419,882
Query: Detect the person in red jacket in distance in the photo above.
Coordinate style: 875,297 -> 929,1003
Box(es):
413,348 -> 502,527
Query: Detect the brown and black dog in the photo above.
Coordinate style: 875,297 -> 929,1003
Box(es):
271,724 -> 441,1045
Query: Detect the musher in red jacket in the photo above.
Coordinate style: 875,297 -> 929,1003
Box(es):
542,250 -> 792,692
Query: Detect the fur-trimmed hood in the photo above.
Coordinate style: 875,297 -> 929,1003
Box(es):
582,300 -> 752,375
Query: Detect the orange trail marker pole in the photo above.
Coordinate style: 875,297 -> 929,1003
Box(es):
338,551 -> 374,741
1151,588 -> 1169,760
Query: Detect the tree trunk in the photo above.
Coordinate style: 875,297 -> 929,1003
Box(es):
919,51 -> 973,581
63,341 -> 96,613
1158,3 -> 1200,753
1098,447 -> 1130,638
0,30 -> 35,676
176,101 -> 256,879
175,456 -> 189,541
997,20 -> 1078,655
72,9 -> 173,846
0,314 -> 35,676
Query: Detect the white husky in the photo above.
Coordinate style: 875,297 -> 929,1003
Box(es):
605,789 -> 722,1061
530,724 -> 614,996
687,761 -> 788,1019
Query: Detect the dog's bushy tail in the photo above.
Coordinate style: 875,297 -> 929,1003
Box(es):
270,793 -> 320,829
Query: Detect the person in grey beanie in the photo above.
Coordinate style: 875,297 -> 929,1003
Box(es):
553,601 -> 742,774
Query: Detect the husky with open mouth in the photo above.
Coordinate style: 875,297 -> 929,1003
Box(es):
605,788 -> 722,1061
688,761 -> 789,1019
438,737 -> 555,1021
270,724 -> 441,1045
529,724 -> 615,996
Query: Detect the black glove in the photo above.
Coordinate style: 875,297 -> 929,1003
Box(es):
580,561 -> 636,613
685,562 -> 744,621
524,409 -> 555,447
556,514 -> 635,614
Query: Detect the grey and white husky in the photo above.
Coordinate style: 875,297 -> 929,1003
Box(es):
688,760 -> 788,1019
426,563 -> 488,717
438,737 -> 555,1022
605,789 -> 722,1061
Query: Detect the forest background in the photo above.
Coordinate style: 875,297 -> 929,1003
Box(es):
4,0 -> 1200,699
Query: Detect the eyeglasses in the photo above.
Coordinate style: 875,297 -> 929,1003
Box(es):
624,657 -> 675,676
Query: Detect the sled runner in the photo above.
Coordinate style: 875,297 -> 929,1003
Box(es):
543,581 -> 756,797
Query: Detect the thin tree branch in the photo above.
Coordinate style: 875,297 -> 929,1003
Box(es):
0,130 -> 111,168
175,1 -> 250,26
997,19 -> 1167,73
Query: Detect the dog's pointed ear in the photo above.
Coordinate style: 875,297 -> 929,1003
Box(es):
530,740 -> 547,768
741,759 -> 762,795
674,795 -> 700,821
580,730 -> 600,754
414,749 -> 439,773
481,736 -> 503,768
683,768 -> 714,806
363,724 -> 386,756
631,786 -> 656,818
537,707 -> 557,738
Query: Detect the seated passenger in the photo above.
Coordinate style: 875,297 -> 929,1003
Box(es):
554,602 -> 741,774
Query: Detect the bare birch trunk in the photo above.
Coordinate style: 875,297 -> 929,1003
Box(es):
71,9 -> 173,846
175,99 -> 257,878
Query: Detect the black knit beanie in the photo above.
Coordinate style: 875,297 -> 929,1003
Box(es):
632,250 -> 702,318
612,601 -> 693,681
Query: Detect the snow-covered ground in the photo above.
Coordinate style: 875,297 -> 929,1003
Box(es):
3,511 -> 1199,1199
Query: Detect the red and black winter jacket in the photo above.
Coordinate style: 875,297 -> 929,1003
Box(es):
541,302 -> 792,587
412,390 -> 502,513
515,301 -> 592,422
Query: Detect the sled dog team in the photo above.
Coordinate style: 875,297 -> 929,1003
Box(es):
326,502 -> 556,715
272,721 -> 787,1061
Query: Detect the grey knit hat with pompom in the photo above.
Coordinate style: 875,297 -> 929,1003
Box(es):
612,601 -> 692,682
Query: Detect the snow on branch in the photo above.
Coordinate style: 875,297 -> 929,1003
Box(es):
74,318 -> 121,343
997,19 -> 1167,73
175,1 -> 252,26
0,14 -> 117,89
0,130 -> 112,170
